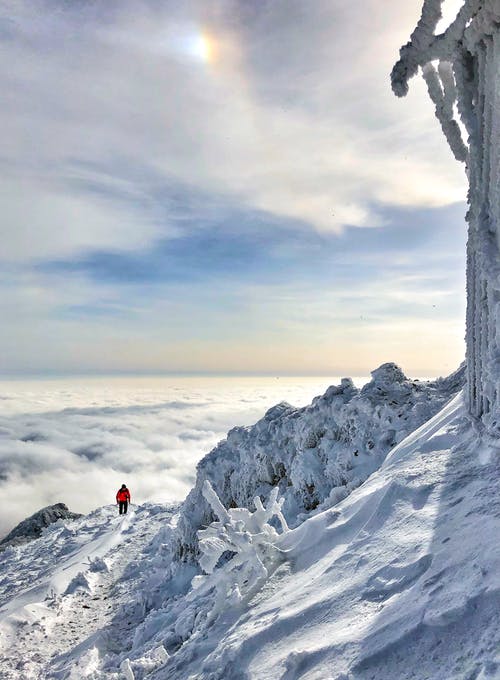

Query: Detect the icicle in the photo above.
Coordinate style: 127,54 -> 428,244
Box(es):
202,480 -> 230,523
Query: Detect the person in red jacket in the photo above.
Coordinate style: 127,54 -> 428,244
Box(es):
116,484 -> 131,515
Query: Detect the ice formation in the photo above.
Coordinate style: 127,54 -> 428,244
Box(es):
392,0 -> 500,434
175,363 -> 464,561
190,481 -> 289,622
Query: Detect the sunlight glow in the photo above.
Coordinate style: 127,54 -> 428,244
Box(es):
186,32 -> 217,64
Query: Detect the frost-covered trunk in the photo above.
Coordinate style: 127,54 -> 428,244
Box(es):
465,20 -> 500,429
392,0 -> 500,435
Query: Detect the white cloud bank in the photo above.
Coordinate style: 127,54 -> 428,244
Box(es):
0,376 -> 352,538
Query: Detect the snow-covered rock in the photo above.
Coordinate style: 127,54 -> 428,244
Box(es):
0,502 -> 82,550
0,503 -> 177,676
175,363 -> 465,561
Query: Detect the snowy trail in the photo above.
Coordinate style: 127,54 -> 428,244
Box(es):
0,503 -> 177,679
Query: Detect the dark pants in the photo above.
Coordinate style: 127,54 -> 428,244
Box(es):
119,500 -> 128,515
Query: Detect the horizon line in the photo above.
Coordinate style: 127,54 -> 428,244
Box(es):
0,368 -> 448,380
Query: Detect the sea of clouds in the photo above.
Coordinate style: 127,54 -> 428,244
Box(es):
0,375 -> 360,538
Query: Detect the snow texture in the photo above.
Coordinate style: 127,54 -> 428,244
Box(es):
2,388 -> 500,679
175,363 -> 465,561
133,393 -> 500,679
0,502 -> 177,678
392,0 -> 500,432
0,502 -> 82,550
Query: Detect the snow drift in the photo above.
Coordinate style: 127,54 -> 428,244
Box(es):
153,392 -> 500,680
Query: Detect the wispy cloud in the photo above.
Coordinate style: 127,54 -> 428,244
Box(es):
0,0 -> 466,261
0,0 -> 468,375
0,199 -> 466,376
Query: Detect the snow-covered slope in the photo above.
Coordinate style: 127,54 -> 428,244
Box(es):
131,392 -> 500,680
0,502 -> 177,678
176,363 -> 464,560
3,376 -> 499,679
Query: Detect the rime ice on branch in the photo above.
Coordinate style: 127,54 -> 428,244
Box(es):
392,0 -> 500,433
189,481 -> 289,623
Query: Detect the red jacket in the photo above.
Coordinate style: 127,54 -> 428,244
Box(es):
116,488 -> 131,502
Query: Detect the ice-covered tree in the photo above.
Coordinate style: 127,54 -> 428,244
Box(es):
392,0 -> 500,435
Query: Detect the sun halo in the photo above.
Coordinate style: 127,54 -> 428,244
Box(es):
188,32 -> 217,64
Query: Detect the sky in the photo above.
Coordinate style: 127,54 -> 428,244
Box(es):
0,0 -> 468,378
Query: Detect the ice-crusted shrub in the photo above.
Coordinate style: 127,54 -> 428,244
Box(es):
189,480 -> 289,623
176,363 -> 465,561
130,484 -> 290,655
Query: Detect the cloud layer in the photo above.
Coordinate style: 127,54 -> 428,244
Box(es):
0,375 -> 349,537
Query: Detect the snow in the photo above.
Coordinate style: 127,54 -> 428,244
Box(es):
143,392 -> 500,680
3,368 -> 496,679
176,363 -> 464,562
0,502 -> 82,549
0,502 -> 177,678
2,386 -> 497,678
